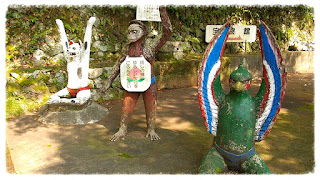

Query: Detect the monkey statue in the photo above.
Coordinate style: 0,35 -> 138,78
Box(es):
47,17 -> 96,105
103,6 -> 172,141
198,21 -> 287,174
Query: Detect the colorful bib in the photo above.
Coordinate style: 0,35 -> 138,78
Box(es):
120,56 -> 151,92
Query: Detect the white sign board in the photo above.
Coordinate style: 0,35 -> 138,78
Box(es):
120,56 -> 152,92
205,25 -> 257,43
136,5 -> 161,22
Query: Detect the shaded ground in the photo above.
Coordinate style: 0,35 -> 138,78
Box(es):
254,73 -> 314,173
5,73 -> 314,174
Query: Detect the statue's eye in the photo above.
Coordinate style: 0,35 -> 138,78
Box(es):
133,30 -> 137,34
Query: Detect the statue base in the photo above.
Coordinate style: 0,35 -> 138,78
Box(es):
38,99 -> 109,125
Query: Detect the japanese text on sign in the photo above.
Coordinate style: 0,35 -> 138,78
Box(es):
205,25 -> 257,43
136,5 -> 161,22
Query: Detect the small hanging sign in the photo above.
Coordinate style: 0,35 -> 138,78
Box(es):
120,56 -> 152,92
136,5 -> 161,22
206,25 -> 257,43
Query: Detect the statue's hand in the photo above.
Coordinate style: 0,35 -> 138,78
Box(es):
55,19 -> 63,26
87,17 -> 96,26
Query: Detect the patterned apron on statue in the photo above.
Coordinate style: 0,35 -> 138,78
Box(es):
120,56 -> 152,92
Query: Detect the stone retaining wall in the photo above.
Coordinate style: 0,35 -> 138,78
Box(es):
222,51 -> 314,77
155,51 -> 314,89
7,51 -> 313,101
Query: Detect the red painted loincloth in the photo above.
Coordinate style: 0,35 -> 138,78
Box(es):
67,85 -> 90,97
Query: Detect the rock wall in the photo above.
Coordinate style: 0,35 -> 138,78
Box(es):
7,51 -> 313,103
6,5 -> 314,71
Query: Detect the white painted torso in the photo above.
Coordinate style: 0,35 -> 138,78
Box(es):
67,60 -> 88,89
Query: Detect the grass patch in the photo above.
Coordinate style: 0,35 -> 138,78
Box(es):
6,98 -> 25,119
299,104 -> 314,110
118,152 -> 135,158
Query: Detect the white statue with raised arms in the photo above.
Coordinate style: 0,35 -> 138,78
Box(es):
48,17 -> 96,105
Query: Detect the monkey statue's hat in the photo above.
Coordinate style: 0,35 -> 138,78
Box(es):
230,58 -> 253,81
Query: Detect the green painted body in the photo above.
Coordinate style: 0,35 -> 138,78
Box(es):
199,61 -> 271,174
215,90 -> 256,154
199,146 -> 271,174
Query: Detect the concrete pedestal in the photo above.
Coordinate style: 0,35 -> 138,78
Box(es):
38,100 -> 109,125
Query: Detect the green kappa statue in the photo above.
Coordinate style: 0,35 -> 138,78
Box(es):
197,21 -> 287,174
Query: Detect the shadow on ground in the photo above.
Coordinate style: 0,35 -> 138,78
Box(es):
255,73 -> 314,174
6,73 -> 314,174
6,87 -> 213,174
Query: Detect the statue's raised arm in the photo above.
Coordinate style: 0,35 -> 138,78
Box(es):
55,19 -> 69,56
198,22 -> 231,135
253,21 -> 287,141
153,6 -> 173,52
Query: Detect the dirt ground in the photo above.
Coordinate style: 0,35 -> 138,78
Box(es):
5,73 -> 314,174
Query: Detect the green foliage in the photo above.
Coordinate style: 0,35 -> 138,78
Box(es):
6,5 -> 135,69
5,68 -> 63,119
33,83 -> 48,93
6,98 -> 25,119
101,70 -> 109,79
118,152 -> 134,158
300,104 -> 314,110
17,79 -> 30,87
6,44 -> 18,61
6,5 -> 314,69
167,5 -> 314,53
6,82 -> 48,119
